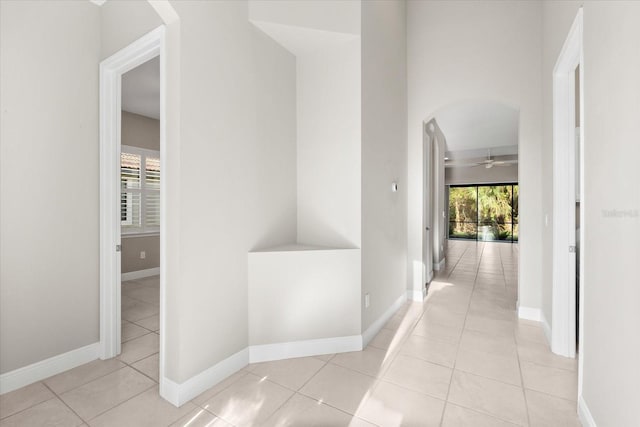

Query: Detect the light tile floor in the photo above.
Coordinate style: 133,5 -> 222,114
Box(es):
0,241 -> 581,426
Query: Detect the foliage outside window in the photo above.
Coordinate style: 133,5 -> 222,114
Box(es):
449,184 -> 518,242
121,145 -> 160,234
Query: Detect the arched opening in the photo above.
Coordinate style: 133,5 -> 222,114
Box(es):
420,100 -> 520,304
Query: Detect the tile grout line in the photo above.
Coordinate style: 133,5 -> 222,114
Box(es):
517,355 -> 578,373
39,381 -> 89,425
0,387 -> 68,423
81,382 -> 156,424
290,355 -> 387,426
438,241 -> 485,426
458,244 -> 533,426
24,363 -> 147,422
0,352 -> 157,423
122,352 -> 160,384
515,327 -> 533,425
470,244 -> 530,426
58,365 -> 156,424
122,329 -> 157,344
190,370 -> 251,414
263,354 -> 382,427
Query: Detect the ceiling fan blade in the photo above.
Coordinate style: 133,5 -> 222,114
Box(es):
493,160 -> 518,166
446,162 -> 483,167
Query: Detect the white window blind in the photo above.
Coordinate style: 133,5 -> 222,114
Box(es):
121,146 -> 160,234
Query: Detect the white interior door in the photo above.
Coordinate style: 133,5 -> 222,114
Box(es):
552,18 -> 581,358
566,69 -> 579,354
567,138 -> 577,356
423,132 -> 433,285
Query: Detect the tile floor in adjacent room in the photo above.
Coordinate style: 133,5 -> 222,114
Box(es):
0,241 -> 581,426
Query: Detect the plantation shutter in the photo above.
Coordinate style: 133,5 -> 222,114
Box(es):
121,152 -> 142,231
145,157 -> 161,228
120,147 -> 160,233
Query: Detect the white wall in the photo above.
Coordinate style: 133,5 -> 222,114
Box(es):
445,165 -> 519,186
296,39 -> 362,248
250,24 -> 298,251
580,2 -> 640,425
361,0 -> 408,331
0,0 -> 101,374
249,248 -> 361,345
101,0 -> 298,385
122,236 -> 160,274
170,0 -> 297,383
407,1 -> 542,308
248,0 -> 360,36
121,111 -> 160,151
100,0 -> 163,59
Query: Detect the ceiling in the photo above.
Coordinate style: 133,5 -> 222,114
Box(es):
122,56 -> 160,120
434,100 -> 519,157
445,145 -> 518,161
250,20 -> 358,56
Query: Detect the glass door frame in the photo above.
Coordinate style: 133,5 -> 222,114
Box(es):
448,182 -> 519,243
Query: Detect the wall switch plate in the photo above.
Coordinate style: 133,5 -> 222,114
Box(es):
140,251 -> 146,259
365,293 -> 370,308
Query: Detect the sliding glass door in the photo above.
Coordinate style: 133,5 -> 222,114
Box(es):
449,183 -> 518,242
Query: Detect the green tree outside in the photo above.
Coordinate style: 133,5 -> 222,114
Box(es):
449,184 -> 518,241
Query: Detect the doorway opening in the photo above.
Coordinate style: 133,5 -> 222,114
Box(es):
118,56 -> 161,377
551,8 -> 584,373
99,27 -> 166,386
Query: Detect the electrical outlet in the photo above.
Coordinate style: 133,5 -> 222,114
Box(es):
365,293 -> 370,308
140,251 -> 146,259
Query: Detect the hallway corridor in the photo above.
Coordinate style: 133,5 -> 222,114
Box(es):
0,242 -> 579,426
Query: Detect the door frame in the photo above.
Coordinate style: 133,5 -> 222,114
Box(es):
99,27 -> 166,363
551,7 -> 583,375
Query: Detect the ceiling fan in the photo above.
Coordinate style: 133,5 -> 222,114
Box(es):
447,150 -> 518,169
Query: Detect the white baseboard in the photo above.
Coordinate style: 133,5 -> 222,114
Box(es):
121,267 -> 160,281
249,335 -> 362,364
541,312 -> 552,345
0,342 -> 99,394
433,257 -> 446,271
578,395 -> 597,427
407,287 -> 425,302
518,305 -> 542,322
160,347 -> 249,407
362,293 -> 407,347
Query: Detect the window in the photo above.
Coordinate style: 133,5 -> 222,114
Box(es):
448,183 -> 518,242
121,145 -> 160,235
